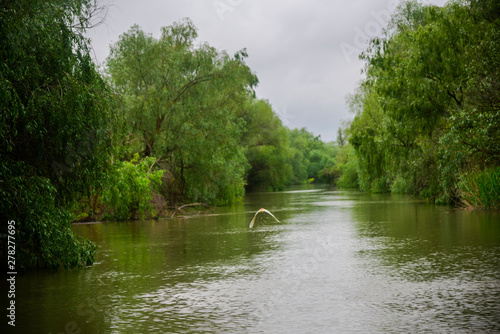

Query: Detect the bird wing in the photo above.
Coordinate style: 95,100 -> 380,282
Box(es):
261,209 -> 280,223
249,208 -> 280,228
249,210 -> 260,228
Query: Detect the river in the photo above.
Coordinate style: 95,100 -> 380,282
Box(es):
11,187 -> 500,333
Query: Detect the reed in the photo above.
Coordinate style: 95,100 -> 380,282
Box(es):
459,167 -> 500,210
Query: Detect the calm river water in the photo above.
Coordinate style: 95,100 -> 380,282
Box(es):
10,187 -> 500,333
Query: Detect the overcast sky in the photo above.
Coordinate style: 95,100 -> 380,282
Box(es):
87,0 -> 448,142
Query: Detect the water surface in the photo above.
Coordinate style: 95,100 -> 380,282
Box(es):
11,187 -> 500,333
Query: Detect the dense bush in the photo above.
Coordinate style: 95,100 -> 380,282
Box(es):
1,162 -> 96,269
102,155 -> 164,220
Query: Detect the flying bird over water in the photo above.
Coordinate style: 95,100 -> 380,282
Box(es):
249,208 -> 280,228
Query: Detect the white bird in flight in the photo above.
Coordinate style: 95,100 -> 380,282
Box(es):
249,208 -> 280,228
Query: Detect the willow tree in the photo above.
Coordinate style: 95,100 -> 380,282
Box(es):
349,0 -> 499,204
0,0 -> 111,269
241,99 -> 293,191
106,19 -> 258,205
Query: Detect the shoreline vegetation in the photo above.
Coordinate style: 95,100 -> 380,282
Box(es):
1,0 -> 498,270
345,0 -> 500,210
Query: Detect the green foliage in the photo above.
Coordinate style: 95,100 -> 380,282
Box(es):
246,145 -> 292,191
0,0 -> 110,269
1,0 -> 112,204
102,155 -> 164,220
336,127 -> 346,147
239,101 -> 338,190
1,162 -> 97,270
459,167 -> 500,210
106,19 -> 340,202
335,145 -> 360,189
390,176 -> 411,194
288,128 -> 336,184
106,20 -> 255,205
346,0 -> 500,205
242,99 -> 293,191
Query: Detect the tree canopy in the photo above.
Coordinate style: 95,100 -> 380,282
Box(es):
0,0 -> 111,268
106,20 -> 258,205
347,0 -> 499,206
105,20 -> 337,202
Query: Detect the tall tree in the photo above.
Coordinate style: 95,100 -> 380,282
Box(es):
0,0 -> 111,268
349,0 -> 499,202
106,20 -> 258,205
242,99 -> 293,191
336,128 -> 346,147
